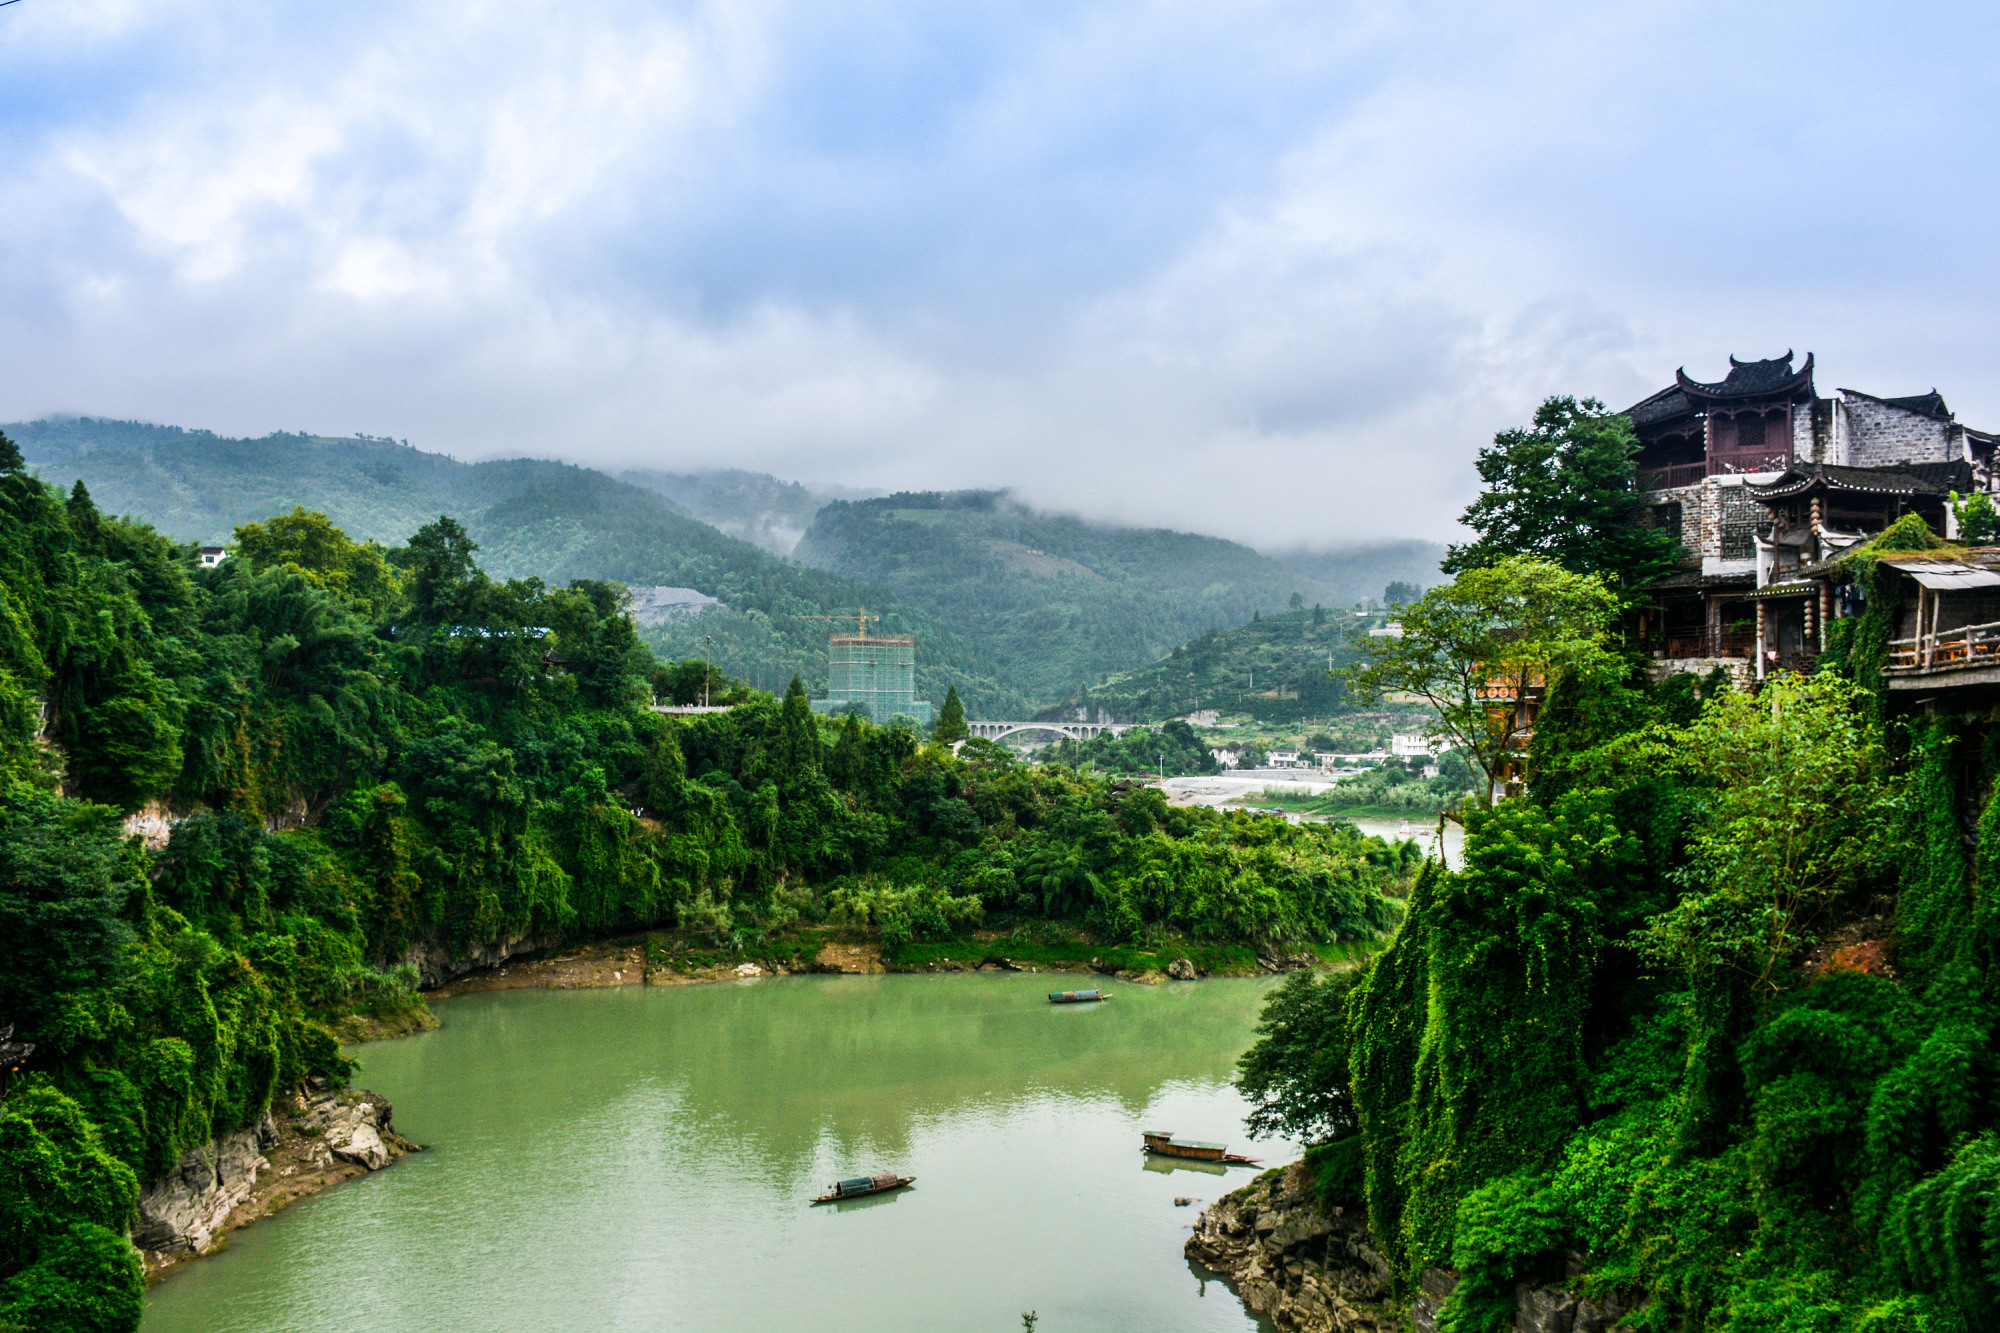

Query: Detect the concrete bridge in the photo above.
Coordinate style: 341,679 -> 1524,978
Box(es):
966,720 -> 1133,743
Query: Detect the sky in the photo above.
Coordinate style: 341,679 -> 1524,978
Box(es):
3,0 -> 1998,548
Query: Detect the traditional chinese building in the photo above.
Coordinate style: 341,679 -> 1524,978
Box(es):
1630,352 -> 1995,683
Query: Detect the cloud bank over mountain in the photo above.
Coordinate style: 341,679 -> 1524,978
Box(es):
3,0 -> 1996,546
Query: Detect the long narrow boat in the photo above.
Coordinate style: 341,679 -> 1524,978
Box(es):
1048,988 -> 1110,1004
1142,1130 -> 1259,1165
811,1173 -> 915,1204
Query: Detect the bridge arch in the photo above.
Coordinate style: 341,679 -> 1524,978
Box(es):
965,720 -> 1133,744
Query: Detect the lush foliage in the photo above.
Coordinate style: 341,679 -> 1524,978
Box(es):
1242,543 -> 2000,1333
1444,395 -> 1679,586
1040,720 -> 1219,777
1347,555 -> 1620,796
0,450 -> 1410,1326
1048,606 -> 1392,725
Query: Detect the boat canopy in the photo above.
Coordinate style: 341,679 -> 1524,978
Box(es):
838,1177 -> 875,1193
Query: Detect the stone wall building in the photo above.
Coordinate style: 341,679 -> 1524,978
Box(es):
1629,352 -> 1995,685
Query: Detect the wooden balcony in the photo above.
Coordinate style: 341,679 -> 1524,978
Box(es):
1658,630 -> 1755,660
1886,621 -> 2000,688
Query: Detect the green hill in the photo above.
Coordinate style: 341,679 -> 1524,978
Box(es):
1268,538 -> 1447,606
1042,605 -> 1398,726
618,467 -> 878,556
794,490 -> 1342,705
8,419 -> 1027,715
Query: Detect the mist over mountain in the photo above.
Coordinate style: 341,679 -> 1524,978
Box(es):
618,468 -> 883,557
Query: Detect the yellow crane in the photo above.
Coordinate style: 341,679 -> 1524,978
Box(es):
793,609 -> 881,638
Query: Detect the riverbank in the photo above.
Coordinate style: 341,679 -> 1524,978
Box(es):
339,925 -> 1381,1044
140,1085 -> 419,1284
1187,1163 -> 1641,1333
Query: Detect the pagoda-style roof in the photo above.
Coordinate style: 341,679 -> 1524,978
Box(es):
1675,352 -> 1816,404
1623,384 -> 1697,429
1746,460 -> 1970,501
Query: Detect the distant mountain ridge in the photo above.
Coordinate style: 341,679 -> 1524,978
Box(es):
793,489 -> 1343,705
618,467 -> 882,556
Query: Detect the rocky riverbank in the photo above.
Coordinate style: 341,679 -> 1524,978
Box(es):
139,1084 -> 419,1281
1186,1163 -> 1640,1333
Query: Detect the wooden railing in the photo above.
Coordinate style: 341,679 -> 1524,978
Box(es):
1660,630 -> 1755,660
1637,462 -> 1706,491
1887,620 -> 2000,671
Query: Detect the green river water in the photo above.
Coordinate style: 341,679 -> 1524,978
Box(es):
143,972 -> 1292,1333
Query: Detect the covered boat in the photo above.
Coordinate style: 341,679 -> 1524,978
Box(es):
1048,989 -> 1109,1004
811,1172 -> 915,1204
1141,1130 -> 1258,1165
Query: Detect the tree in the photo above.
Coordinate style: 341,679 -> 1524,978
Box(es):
1637,671 -> 1896,994
0,431 -> 23,475
233,508 -> 400,616
1236,969 -> 1360,1143
1384,581 -> 1420,607
403,516 -> 482,625
932,686 -> 968,744
1346,556 -> 1620,801
1444,396 -> 1678,586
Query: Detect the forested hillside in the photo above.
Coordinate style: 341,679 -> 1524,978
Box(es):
6,418 -> 1024,715
1269,538 -> 1447,606
794,490 -> 1339,704
1230,398 -> 2000,1333
618,468 -> 876,557
0,436 -> 1412,1331
1044,605 -> 1382,724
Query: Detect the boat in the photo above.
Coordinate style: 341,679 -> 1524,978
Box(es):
812,1173 -> 915,1204
1142,1130 -> 1259,1165
1048,988 -> 1110,1004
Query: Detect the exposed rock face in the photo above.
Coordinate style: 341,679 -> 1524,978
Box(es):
133,1115 -> 278,1255
1189,1164 -> 1640,1333
403,933 -> 562,987
1167,957 -> 1198,981
1186,1163 -> 1402,1333
137,1088 -> 415,1269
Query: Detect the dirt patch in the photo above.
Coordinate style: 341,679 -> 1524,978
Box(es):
328,1005 -> 439,1043
1801,912 -> 1896,981
427,941 -> 647,1000
814,940 -> 885,974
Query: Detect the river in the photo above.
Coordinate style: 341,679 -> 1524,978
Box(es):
143,972 -> 1294,1333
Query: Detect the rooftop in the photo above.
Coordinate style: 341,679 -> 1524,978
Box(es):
1747,460 -> 1971,501
1675,352 -> 1816,403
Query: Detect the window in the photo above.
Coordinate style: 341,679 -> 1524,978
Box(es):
1649,502 -> 1683,542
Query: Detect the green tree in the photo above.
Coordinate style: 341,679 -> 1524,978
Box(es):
932,686 -> 968,744
1638,670 -> 1896,994
1346,556 -> 1619,800
403,515 -> 482,625
1236,969 -> 1360,1143
233,507 -> 401,616
0,430 -> 22,474
1444,396 -> 1678,586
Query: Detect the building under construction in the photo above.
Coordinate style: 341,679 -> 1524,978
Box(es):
811,633 -> 933,724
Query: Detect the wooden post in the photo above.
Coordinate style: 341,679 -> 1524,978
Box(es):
1756,601 -> 1767,682
1804,594 -> 1815,650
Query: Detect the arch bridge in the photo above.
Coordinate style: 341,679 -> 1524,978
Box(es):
966,720 -> 1133,743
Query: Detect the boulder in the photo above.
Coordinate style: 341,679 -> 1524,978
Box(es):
1167,957 -> 1198,981
133,1115 -> 276,1255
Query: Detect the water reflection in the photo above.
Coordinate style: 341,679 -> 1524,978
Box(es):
144,973 -> 1289,1333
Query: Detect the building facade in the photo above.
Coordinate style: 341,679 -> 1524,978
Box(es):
1630,353 -> 1995,685
810,635 -> 934,724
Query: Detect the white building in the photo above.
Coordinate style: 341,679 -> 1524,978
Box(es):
1390,732 -> 1441,759
197,547 -> 228,568
1267,750 -> 1301,769
1210,748 -> 1239,769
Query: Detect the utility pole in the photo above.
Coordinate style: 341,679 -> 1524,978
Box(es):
703,636 -> 713,707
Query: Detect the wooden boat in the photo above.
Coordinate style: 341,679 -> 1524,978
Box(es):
1048,988 -> 1110,1004
1142,1130 -> 1259,1165
811,1173 -> 915,1204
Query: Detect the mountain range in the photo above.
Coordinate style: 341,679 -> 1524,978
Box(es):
8,416 -> 1443,715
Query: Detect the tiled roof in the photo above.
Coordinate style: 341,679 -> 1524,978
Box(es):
1623,384 -> 1697,428
1747,460 -> 1971,500
1642,569 -> 1756,592
1676,352 -> 1816,402
1841,387 -> 1954,421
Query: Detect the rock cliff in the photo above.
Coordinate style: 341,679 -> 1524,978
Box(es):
1186,1163 -> 1639,1333
138,1086 -> 418,1278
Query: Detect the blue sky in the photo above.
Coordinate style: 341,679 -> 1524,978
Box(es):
2,0 -> 1996,545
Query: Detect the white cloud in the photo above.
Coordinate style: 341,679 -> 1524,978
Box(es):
4,0 -> 1999,549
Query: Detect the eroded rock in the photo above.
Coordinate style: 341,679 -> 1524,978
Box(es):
1167,957 -> 1198,981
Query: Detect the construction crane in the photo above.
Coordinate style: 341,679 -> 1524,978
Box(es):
793,609 -> 881,638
